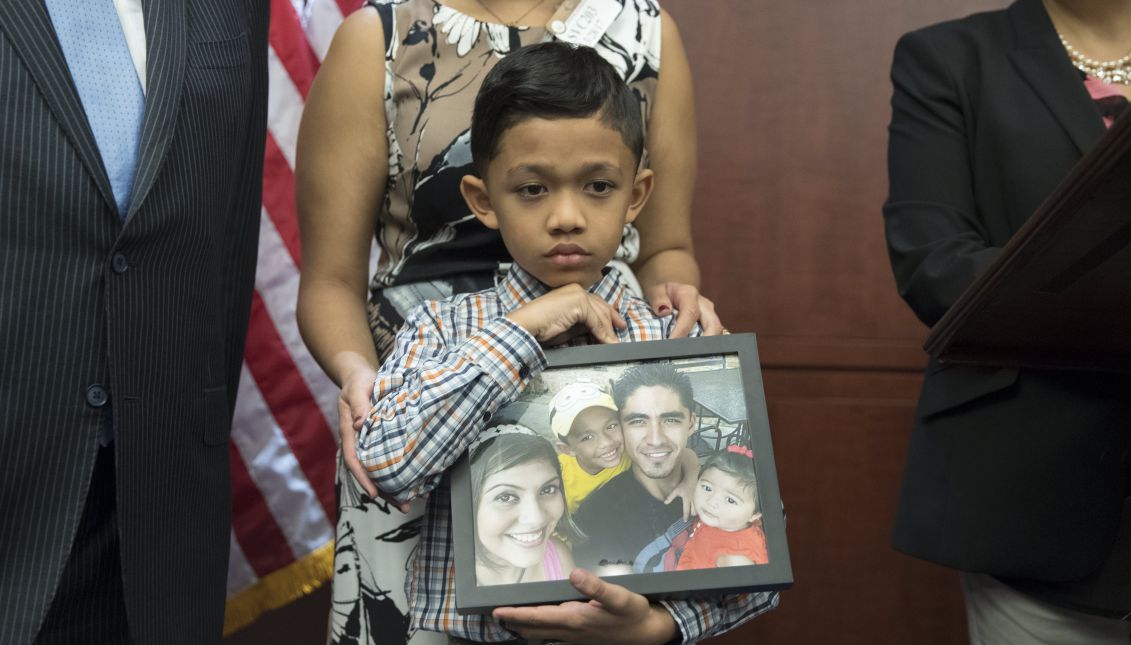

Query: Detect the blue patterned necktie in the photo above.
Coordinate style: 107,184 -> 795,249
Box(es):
44,0 -> 145,218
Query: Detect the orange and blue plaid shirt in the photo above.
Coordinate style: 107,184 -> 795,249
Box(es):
357,264 -> 778,642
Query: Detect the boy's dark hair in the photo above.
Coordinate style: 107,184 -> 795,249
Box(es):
700,448 -> 759,507
470,41 -> 644,175
611,362 -> 694,413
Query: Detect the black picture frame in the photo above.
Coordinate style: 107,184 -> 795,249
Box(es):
450,334 -> 792,614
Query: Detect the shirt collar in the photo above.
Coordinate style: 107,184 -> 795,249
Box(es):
495,263 -> 631,315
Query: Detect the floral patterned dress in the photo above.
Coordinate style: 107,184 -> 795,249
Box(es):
331,2 -> 661,643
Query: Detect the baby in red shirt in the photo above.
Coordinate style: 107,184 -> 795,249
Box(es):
676,446 -> 769,570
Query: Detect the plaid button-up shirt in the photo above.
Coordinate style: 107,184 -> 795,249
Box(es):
357,265 -> 779,642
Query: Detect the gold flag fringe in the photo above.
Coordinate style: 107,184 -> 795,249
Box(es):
222,540 -> 334,635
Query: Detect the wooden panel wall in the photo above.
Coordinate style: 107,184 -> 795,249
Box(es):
659,1 -> 1007,643
227,1 -> 1010,643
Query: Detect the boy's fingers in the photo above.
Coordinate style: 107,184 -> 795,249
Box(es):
545,324 -> 587,347
582,297 -> 619,344
497,626 -> 565,642
570,569 -> 634,615
593,296 -> 624,338
569,568 -> 604,600
610,308 -> 627,330
494,604 -> 578,633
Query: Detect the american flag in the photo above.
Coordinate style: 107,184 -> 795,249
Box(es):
223,0 -> 365,632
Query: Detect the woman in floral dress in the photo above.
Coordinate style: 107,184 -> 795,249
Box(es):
296,1 -> 717,642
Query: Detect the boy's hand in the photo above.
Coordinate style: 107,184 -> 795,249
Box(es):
493,569 -> 678,645
338,361 -> 410,513
507,284 -> 627,345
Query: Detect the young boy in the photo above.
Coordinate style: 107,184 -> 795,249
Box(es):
550,382 -> 631,513
551,381 -> 700,515
356,42 -> 777,644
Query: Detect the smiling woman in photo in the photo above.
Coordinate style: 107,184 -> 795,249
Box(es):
470,426 -> 582,586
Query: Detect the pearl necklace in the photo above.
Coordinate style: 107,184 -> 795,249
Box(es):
1058,33 -> 1131,85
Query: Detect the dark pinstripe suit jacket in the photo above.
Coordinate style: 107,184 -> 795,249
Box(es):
0,1 -> 268,643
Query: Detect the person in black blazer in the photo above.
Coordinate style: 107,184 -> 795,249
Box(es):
0,1 -> 268,643
884,0 -> 1129,640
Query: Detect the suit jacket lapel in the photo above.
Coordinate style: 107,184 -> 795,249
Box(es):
1007,0 -> 1106,155
126,0 -> 185,224
0,0 -> 117,216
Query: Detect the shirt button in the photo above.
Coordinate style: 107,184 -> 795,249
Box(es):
550,19 -> 566,34
111,253 -> 129,274
86,384 -> 109,408
519,366 -> 530,380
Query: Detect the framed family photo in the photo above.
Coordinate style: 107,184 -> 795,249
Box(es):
450,334 -> 792,614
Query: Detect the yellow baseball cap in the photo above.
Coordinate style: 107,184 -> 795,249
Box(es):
548,382 -> 618,440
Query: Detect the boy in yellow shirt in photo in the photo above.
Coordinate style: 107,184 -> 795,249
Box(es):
551,382 -> 633,513
551,380 -> 700,515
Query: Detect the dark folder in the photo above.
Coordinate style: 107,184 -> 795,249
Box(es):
924,113 -> 1131,372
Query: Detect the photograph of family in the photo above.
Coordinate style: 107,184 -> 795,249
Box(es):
464,354 -> 769,590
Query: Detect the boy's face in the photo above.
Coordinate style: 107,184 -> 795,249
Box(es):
694,467 -> 759,532
561,406 -> 624,473
460,116 -> 653,288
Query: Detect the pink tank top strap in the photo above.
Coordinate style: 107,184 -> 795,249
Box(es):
542,540 -> 564,580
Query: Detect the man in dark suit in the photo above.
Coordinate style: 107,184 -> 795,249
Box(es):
0,1 -> 268,643
884,0 -> 1129,641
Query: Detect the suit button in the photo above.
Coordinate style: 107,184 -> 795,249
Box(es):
86,384 -> 109,408
111,253 -> 129,274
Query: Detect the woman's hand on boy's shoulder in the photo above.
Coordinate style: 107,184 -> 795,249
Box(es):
506,284 -> 627,346
493,568 -> 678,645
645,282 -> 723,338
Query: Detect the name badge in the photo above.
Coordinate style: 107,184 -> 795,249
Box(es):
547,0 -> 621,48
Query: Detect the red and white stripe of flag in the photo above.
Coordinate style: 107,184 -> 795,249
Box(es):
224,0 -> 366,632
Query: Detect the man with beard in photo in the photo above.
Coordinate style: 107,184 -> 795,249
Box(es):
573,363 -> 698,574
